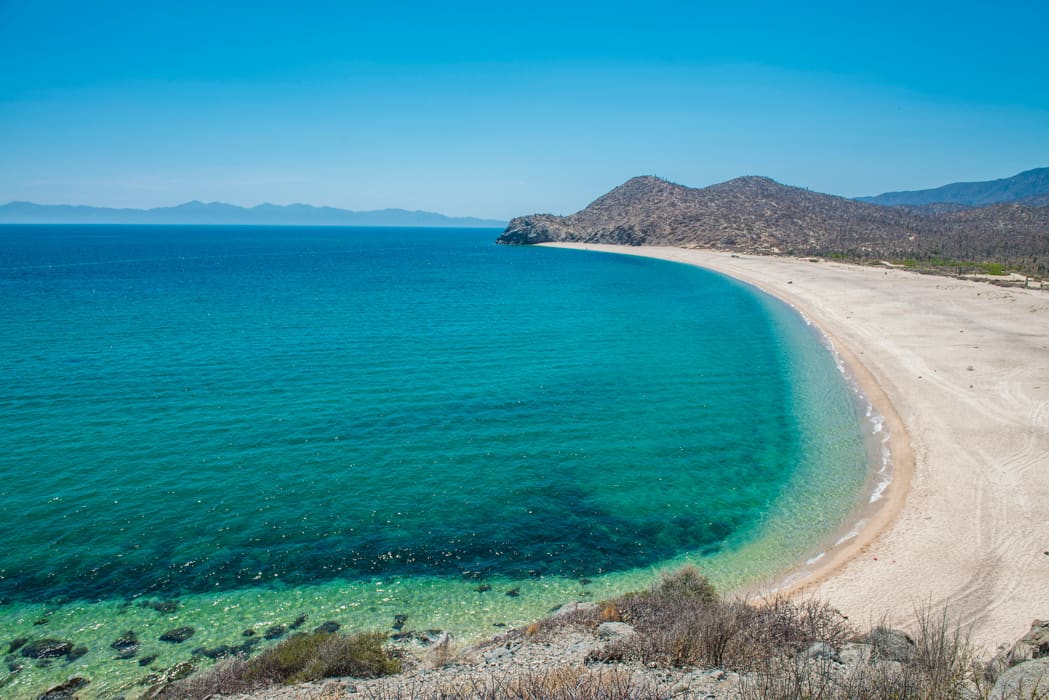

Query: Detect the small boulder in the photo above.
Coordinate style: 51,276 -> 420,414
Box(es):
800,641 -> 840,663
597,621 -> 637,641
862,627 -> 915,663
838,642 -> 873,667
551,602 -> 599,620
289,614 -> 308,630
314,621 -> 341,634
483,645 -> 513,664
989,658 -> 1049,700
1008,619 -> 1049,665
427,631 -> 451,648
158,627 -> 195,643
138,654 -> 158,667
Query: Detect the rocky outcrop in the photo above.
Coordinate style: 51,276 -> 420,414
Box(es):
497,174 -> 1049,276
989,657 -> 1049,700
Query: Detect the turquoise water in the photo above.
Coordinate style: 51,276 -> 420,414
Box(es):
0,226 -> 870,697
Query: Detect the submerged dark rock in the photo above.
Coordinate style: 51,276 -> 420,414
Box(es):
20,639 -> 74,659
8,637 -> 29,653
138,654 -> 158,666
263,624 -> 286,640
314,621 -> 341,634
194,643 -> 243,660
140,599 -> 180,614
163,659 -> 196,681
392,614 -> 409,631
506,588 -> 520,597
289,613 -> 308,630
159,627 -> 195,643
111,631 -> 139,658
37,675 -> 89,700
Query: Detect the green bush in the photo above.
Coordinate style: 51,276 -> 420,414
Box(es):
146,630 -> 400,698
247,630 -> 401,684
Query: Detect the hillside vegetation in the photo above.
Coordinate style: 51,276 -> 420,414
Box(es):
498,175 -> 1049,278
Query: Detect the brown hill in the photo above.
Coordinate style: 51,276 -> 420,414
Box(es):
498,176 -> 1049,276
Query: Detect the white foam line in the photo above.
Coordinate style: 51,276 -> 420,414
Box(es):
834,518 -> 869,547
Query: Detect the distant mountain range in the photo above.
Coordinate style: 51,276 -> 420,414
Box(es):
0,200 -> 506,228
857,167 -> 1049,207
498,171 -> 1049,277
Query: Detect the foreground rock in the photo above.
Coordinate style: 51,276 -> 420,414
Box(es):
989,657 -> 1049,700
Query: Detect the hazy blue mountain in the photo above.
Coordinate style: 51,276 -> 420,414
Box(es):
0,200 -> 506,228
857,167 -> 1049,207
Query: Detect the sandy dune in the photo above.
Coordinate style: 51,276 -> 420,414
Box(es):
543,243 -> 1049,653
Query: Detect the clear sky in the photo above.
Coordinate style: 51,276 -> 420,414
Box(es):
1,0 -> 1047,219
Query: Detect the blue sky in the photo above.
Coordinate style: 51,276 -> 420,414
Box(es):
1,1 -> 1047,219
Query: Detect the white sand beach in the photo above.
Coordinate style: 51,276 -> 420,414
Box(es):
543,243 -> 1049,653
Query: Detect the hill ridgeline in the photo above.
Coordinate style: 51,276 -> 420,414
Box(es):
497,174 -> 1049,276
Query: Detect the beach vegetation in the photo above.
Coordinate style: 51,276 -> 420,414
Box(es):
142,568 -> 1047,699
593,568 -> 849,670
738,604 -> 985,700
244,629 -> 400,683
144,630 -> 401,698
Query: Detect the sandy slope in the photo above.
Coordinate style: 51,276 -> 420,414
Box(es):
543,244 -> 1049,653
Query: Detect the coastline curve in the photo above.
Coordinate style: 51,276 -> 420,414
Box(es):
538,242 -> 914,604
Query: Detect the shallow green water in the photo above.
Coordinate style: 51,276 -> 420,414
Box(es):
0,226 -> 872,697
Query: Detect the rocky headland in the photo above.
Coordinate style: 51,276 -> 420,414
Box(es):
497,174 -> 1049,277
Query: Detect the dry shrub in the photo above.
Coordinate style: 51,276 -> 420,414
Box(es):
145,630 -> 401,699
738,604 -> 986,700
908,604 -> 977,697
422,633 -> 457,669
600,603 -> 623,622
596,566 -> 851,670
359,666 -> 666,700
145,657 -> 256,698
523,603 -> 603,642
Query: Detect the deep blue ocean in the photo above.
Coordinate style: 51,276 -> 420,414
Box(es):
0,225 -> 870,697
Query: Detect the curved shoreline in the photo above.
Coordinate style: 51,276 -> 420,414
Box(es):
540,242 -> 914,601
540,243 -> 1049,652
